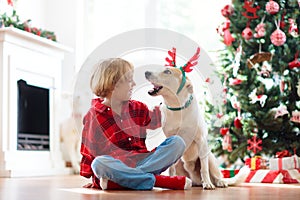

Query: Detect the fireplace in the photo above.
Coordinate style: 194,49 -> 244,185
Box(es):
17,79 -> 50,151
0,27 -> 72,177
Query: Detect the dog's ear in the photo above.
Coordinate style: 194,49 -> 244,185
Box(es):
186,83 -> 193,93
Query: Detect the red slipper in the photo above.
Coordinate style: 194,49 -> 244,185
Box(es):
154,175 -> 192,190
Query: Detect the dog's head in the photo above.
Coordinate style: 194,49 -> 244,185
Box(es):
145,67 -> 193,97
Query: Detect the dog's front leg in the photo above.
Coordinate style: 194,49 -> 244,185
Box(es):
200,155 -> 215,189
198,134 -> 215,189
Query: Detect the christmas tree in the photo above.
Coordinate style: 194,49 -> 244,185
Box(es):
208,0 -> 300,164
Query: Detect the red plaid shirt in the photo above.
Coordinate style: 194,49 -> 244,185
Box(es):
80,98 -> 161,188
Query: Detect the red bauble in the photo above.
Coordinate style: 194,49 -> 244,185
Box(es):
221,4 -> 234,17
266,0 -> 280,15
229,78 -> 243,85
289,60 -> 300,69
234,117 -> 243,129
271,29 -> 286,46
242,27 -> 253,40
220,127 -> 229,136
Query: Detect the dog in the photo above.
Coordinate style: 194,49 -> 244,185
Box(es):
145,66 -> 249,189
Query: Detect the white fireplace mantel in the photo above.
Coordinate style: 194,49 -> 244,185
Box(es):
0,27 -> 72,177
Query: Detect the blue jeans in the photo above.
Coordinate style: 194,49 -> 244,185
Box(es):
91,135 -> 186,190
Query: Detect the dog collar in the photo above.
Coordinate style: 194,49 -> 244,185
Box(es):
176,67 -> 186,95
166,95 -> 193,111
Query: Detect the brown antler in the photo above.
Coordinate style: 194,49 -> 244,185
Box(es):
182,47 -> 200,72
165,47 -> 176,67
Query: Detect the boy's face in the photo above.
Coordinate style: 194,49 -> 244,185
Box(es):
112,70 -> 136,102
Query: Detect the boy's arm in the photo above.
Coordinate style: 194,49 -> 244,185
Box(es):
145,105 -> 162,130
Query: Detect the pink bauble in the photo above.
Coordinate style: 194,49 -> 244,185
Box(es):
266,0 -> 280,14
271,29 -> 286,46
242,27 -> 253,40
221,4 -> 234,17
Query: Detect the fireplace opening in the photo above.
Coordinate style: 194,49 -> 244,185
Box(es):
17,79 -> 50,151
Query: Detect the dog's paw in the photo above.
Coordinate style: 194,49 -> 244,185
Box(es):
191,178 -> 202,186
215,179 -> 228,188
72,165 -> 80,174
202,182 -> 215,190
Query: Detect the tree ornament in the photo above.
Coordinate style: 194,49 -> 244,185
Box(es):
288,51 -> 300,69
271,20 -> 286,46
273,104 -> 289,119
271,29 -> 286,46
249,88 -> 267,107
242,25 -> 253,40
217,19 -> 235,46
280,79 -> 285,93
222,74 -> 228,104
221,4 -> 234,17
232,44 -> 243,77
247,48 -> 273,77
254,23 -> 266,38
231,96 -> 243,129
297,79 -> 300,97
247,134 -> 262,154
298,0 -> 300,7
247,52 -> 272,68
288,18 -> 299,37
254,15 -> 266,38
266,0 -> 280,15
216,113 -> 224,119
220,127 -> 229,136
234,117 -> 243,129
229,78 -> 243,85
290,110 -> 300,123
230,96 -> 241,110
242,0 -> 260,19
259,62 -> 272,78
222,133 -> 232,152
279,11 -> 286,29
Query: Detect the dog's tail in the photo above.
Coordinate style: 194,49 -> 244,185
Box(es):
223,166 -> 250,186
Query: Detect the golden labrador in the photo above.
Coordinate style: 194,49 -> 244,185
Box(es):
145,65 -> 249,189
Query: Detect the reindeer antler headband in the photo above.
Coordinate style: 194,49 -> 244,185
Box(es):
165,47 -> 201,94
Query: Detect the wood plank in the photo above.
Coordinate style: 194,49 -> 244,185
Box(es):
0,175 -> 299,200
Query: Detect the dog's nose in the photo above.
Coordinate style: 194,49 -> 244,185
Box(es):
145,71 -> 152,79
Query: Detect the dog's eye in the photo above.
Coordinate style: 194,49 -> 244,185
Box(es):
163,69 -> 172,74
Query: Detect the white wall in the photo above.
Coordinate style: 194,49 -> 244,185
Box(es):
4,0 -> 230,91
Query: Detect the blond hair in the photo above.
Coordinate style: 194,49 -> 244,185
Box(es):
90,58 -> 134,98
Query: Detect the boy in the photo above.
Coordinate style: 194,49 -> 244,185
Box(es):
80,58 -> 191,190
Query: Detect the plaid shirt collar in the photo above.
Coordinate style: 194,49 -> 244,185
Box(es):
91,98 -> 128,114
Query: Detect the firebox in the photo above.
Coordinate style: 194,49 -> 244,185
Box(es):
17,79 -> 50,151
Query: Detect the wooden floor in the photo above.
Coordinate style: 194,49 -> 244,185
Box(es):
1,175 -> 300,200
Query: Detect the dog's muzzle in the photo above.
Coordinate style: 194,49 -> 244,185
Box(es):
145,71 -> 163,96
